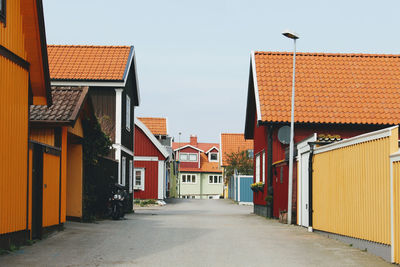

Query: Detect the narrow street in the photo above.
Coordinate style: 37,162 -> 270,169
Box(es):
0,199 -> 391,267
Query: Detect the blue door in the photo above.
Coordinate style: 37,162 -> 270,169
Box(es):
239,176 -> 253,203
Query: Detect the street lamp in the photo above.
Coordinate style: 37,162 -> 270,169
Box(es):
178,132 -> 181,198
282,30 -> 299,225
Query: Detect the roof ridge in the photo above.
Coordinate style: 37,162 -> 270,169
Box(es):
48,44 -> 132,48
254,51 -> 400,58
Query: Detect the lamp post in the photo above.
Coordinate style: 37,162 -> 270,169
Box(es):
282,30 -> 299,225
178,132 -> 181,198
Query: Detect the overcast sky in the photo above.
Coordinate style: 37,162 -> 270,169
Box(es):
43,0 -> 400,143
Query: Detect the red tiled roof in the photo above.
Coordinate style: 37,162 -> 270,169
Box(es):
138,117 -> 167,135
30,86 -> 88,124
220,133 -> 253,166
48,45 -> 132,81
253,51 -> 400,125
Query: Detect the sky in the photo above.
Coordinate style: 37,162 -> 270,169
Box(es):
42,0 -> 400,143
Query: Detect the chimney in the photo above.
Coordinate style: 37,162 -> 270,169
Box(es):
190,135 -> 198,146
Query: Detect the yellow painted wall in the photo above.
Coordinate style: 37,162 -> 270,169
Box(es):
393,160 -> 400,263
0,0 -> 26,59
68,117 -> 84,138
66,143 -> 83,218
30,128 -> 55,146
313,129 -> 398,245
0,58 -> 29,235
42,152 -> 60,227
60,127 -> 68,223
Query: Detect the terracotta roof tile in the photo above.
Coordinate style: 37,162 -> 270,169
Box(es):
138,117 -> 167,135
220,133 -> 253,166
30,86 -> 88,123
48,45 -> 132,81
180,153 -> 222,173
254,51 -> 400,125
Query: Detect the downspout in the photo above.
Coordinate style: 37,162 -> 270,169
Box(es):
267,124 -> 274,218
308,142 -> 314,232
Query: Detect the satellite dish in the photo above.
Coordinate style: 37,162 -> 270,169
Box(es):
278,126 -> 290,145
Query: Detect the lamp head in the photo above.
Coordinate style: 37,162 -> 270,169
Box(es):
282,30 -> 299,40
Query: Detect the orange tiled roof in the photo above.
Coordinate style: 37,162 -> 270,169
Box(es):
138,117 -> 167,135
254,51 -> 400,125
180,153 -> 222,173
220,133 -> 253,166
172,142 -> 219,152
48,45 -> 132,81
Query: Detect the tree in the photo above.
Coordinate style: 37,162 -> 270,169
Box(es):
224,150 -> 253,178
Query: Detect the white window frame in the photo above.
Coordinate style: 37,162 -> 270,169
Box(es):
121,156 -> 126,186
180,153 -> 198,162
181,174 -> 197,184
126,95 -> 131,132
255,153 -> 260,183
208,175 -> 222,184
129,160 -> 133,193
209,152 -> 219,162
134,168 -> 145,190
262,151 -> 265,183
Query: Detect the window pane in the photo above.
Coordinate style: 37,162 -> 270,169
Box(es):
219,176 -> 222,183
211,153 -> 218,160
180,154 -> 188,161
182,175 -> 186,182
192,175 -> 196,183
214,176 -> 218,183
189,154 -> 197,161
126,95 -> 131,131
209,176 -> 213,183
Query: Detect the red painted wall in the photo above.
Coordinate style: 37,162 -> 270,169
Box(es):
134,125 -> 166,199
177,147 -> 199,169
133,161 -> 159,199
252,117 -> 389,218
134,126 -> 165,160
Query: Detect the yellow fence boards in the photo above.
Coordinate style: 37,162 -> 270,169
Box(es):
313,128 -> 398,245
0,58 -> 29,235
42,153 -> 60,228
393,161 -> 400,263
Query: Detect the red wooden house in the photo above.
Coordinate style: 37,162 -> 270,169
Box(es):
134,118 -> 169,200
244,51 -> 400,220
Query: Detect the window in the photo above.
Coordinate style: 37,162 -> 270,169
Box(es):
126,95 -> 131,131
180,153 -> 197,162
262,151 -> 265,183
121,157 -> 126,186
209,152 -> 218,162
255,154 -> 260,183
248,149 -> 254,159
0,0 -> 5,24
209,175 -> 222,184
129,160 -> 133,193
182,174 -> 196,184
134,168 -> 145,190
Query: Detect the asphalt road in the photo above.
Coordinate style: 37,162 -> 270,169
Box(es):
0,199 -> 392,267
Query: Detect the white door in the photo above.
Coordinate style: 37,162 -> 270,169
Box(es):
300,151 -> 309,227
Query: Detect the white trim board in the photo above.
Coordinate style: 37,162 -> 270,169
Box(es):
314,126 -> 398,155
113,144 -> 134,157
134,118 -> 169,158
390,150 -> 400,263
251,51 -> 262,122
174,144 -> 204,153
134,156 -> 159,161
205,146 -> 219,154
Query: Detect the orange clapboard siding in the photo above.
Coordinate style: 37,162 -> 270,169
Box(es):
68,117 -> 84,138
30,128 -> 55,146
60,127 -> 68,223
0,57 -> 29,235
28,147 -> 33,236
66,143 -> 83,218
313,127 -> 398,245
42,152 -> 60,227
0,0 -> 26,59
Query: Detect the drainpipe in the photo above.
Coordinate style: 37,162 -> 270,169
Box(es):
308,142 -> 314,232
267,124 -> 274,218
